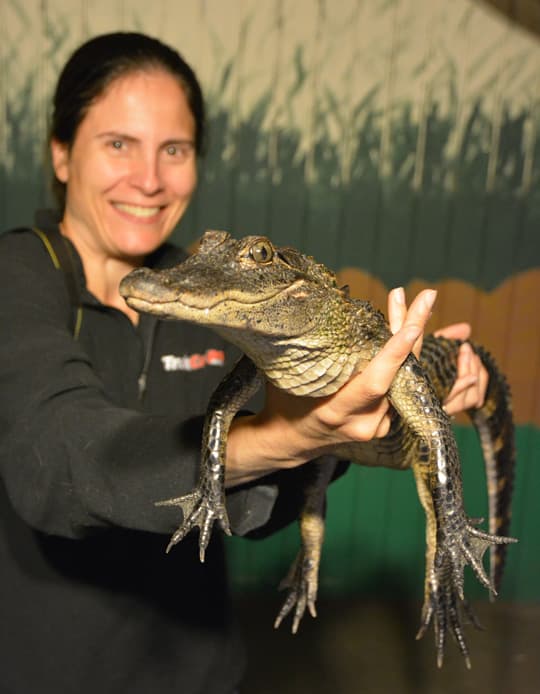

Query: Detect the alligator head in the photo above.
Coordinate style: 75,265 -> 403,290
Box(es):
120,230 -> 348,337
120,230 -> 361,394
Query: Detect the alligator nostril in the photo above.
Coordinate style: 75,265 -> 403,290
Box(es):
119,268 -> 161,299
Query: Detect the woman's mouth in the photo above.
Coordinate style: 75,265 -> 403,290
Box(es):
113,203 -> 163,219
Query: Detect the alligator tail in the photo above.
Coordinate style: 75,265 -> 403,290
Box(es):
468,344 -> 516,594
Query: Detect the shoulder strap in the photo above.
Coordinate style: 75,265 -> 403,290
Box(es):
29,226 -> 83,339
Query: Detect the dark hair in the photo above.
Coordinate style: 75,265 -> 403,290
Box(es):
50,32 -> 205,209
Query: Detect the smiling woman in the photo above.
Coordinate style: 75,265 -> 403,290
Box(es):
0,30 -> 489,694
50,70 -> 198,315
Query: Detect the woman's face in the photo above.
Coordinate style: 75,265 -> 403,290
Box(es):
51,69 -> 197,261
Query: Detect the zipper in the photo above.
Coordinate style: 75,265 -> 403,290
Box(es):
137,316 -> 159,400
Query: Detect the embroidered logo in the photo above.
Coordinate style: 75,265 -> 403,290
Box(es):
161,349 -> 225,372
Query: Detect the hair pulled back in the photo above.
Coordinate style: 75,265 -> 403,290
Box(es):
50,32 -> 205,209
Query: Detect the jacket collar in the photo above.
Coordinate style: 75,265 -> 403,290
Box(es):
34,208 -> 188,302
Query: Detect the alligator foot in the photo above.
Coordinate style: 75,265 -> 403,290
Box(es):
416,569 -> 481,669
445,520 -> 517,600
418,520 -> 516,667
274,549 -> 319,634
156,484 -> 231,562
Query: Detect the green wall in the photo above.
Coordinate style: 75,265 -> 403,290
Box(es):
227,426 -> 540,601
1,0 -> 539,602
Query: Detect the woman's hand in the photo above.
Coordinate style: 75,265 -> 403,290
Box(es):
388,289 -> 488,415
225,288 -> 437,486
434,323 -> 488,414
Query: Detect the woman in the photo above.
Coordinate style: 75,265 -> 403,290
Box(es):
0,32 -> 485,694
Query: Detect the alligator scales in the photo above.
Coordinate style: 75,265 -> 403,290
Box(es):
120,230 -> 516,668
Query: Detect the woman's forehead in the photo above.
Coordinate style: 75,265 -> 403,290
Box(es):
98,69 -> 188,108
81,70 -> 195,137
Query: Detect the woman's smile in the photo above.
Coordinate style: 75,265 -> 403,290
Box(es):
111,202 -> 166,221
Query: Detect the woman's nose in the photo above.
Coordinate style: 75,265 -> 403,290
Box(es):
129,154 -> 163,195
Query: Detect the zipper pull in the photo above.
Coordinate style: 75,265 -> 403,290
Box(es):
137,316 -> 158,401
138,372 -> 147,400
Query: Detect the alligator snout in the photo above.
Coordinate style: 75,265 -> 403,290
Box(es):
119,267 -> 178,304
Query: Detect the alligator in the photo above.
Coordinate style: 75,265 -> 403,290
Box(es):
119,230 -> 517,668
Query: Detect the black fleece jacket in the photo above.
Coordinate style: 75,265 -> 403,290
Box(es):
0,213 -> 312,694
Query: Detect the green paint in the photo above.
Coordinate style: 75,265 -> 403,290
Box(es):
3,76 -> 540,288
227,425 -> 540,601
175,100 -> 540,290
1,22 -> 538,603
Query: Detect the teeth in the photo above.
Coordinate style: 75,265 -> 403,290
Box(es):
115,203 -> 161,218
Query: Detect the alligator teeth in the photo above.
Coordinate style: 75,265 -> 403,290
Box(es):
114,203 -> 161,218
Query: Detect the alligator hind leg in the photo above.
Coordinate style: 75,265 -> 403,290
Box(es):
413,464 -> 477,667
420,336 -> 517,596
157,356 -> 262,562
274,457 -> 337,633
412,464 -> 516,667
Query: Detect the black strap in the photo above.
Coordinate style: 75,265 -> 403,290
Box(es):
18,226 -> 83,338
33,227 -> 81,307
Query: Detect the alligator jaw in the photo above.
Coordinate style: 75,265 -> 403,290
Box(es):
121,272 -> 310,328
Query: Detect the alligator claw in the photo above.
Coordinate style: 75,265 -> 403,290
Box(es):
418,520 -> 517,666
449,522 -> 517,598
416,576 -> 477,670
274,550 -> 319,634
156,486 -> 231,562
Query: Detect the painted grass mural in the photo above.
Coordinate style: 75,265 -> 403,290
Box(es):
1,0 -> 539,600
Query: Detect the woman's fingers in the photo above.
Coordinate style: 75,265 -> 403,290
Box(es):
330,289 -> 436,440
362,288 -> 436,399
388,287 -> 407,334
388,287 -> 425,357
443,342 -> 488,414
434,322 -> 489,414
434,322 -> 472,341
259,288 -> 437,458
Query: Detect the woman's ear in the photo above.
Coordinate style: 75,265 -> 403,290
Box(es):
50,139 -> 69,183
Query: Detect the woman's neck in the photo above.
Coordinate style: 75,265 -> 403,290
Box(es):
59,221 -> 143,325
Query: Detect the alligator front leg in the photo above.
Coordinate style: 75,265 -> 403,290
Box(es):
157,355 -> 262,561
274,456 -> 338,633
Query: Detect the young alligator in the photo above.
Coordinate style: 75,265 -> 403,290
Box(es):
119,230 -> 516,668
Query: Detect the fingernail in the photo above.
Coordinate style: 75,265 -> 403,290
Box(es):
423,289 -> 437,311
461,341 -> 472,356
393,287 -> 405,304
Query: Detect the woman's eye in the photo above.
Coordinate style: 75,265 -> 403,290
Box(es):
109,140 -> 124,151
165,143 -> 194,161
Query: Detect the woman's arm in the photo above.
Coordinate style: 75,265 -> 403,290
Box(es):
0,231 -> 276,537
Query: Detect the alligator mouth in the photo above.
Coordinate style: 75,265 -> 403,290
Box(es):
123,279 -> 305,317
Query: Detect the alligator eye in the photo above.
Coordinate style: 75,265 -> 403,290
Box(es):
249,239 -> 274,264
